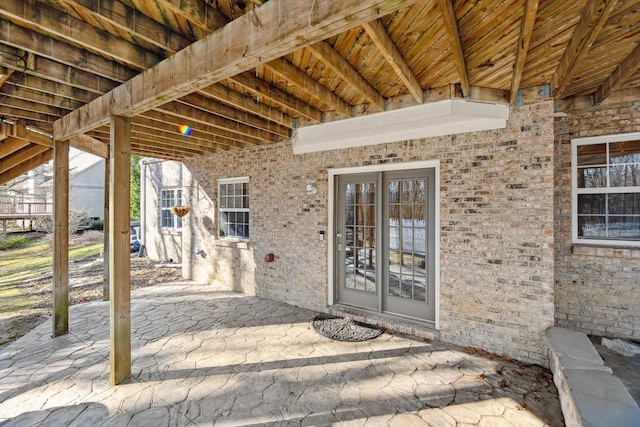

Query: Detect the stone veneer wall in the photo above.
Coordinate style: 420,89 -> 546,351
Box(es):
554,101 -> 640,339
141,159 -> 184,263
183,99 -> 555,364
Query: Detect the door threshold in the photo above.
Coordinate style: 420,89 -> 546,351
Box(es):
328,304 -> 440,341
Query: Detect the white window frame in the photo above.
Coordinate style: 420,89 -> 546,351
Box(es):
160,188 -> 183,230
571,132 -> 640,247
218,177 -> 250,241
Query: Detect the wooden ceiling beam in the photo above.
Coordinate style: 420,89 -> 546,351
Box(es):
0,45 -> 119,95
54,0 -> 423,140
0,0 -> 160,70
154,103 -> 269,145
552,0 -> 619,97
0,138 -> 30,157
198,84 -> 294,128
140,110 -> 262,147
264,58 -> 353,115
0,95 -> 69,118
69,135 -> 108,159
594,42 -> 640,104
510,0 -> 540,104
88,131 -> 212,157
362,20 -> 423,104
307,41 -> 385,110
229,73 -> 324,122
0,149 -> 52,185
44,0 -> 189,55
436,0 -> 470,97
131,117 -> 245,150
180,92 -> 291,137
0,67 -> 13,89
166,99 -> 280,142
151,0 -> 229,40
8,74 -> 99,104
0,19 -> 137,82
0,106 -> 59,125
0,84 -> 84,111
14,120 -> 54,148
0,144 -> 50,174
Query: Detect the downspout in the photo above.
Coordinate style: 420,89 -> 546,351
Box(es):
139,158 -> 147,248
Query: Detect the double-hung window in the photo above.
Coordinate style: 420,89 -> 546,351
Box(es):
160,188 -> 183,230
572,133 -> 640,246
219,177 -> 249,240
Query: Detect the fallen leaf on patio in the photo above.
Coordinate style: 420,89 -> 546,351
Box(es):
516,403 -> 526,410
498,379 -> 508,388
476,374 -> 485,380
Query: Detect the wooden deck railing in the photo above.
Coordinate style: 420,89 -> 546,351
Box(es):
0,202 -> 53,217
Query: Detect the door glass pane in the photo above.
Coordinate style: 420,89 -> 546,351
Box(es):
388,178 -> 428,303
344,180 -> 376,295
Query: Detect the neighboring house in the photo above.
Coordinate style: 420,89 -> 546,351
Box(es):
139,94 -> 640,366
140,159 -> 187,263
1,148 -> 105,222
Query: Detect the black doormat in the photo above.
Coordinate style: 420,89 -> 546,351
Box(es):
312,313 -> 385,342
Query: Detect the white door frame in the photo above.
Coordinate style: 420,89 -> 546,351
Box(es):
327,160 -> 441,330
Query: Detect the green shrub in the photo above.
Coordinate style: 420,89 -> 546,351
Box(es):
0,235 -> 32,251
90,220 -> 104,230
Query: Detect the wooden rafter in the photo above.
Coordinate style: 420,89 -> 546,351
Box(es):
552,0 -> 619,97
436,0 -> 470,97
229,73 -> 324,122
141,110 -> 261,147
0,19 -> 137,82
150,0 -> 229,39
362,19 -> 423,104
69,135 -> 109,158
54,0 -> 424,140
594,42 -> 640,104
0,149 -> 52,185
179,92 -> 291,136
0,67 -> 13,88
198,84 -> 294,128
0,0 -> 159,70
264,58 -> 353,115
307,41 -> 385,110
0,138 -> 30,157
14,120 -> 53,148
0,144 -> 50,174
510,0 -> 540,104
44,0 -> 189,55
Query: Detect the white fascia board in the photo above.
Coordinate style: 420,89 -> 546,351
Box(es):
292,99 -> 509,154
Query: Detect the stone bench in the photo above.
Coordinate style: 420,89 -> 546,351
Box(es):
546,327 -> 640,427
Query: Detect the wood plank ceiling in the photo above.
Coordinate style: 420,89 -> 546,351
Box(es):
1,0 -> 640,184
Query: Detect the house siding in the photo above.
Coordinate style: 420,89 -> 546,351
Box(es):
142,160 -> 184,263
183,99 -> 555,365
554,101 -> 640,340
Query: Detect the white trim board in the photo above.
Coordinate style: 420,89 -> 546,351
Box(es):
293,99 -> 509,154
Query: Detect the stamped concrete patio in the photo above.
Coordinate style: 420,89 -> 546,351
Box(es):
0,282 -> 564,426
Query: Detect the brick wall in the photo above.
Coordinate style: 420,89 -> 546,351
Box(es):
554,101 -> 640,339
183,99 -> 555,364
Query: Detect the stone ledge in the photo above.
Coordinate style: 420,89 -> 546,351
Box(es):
546,326 -> 640,427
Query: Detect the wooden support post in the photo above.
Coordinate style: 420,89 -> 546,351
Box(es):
109,116 -> 131,385
52,139 -> 69,337
103,154 -> 110,301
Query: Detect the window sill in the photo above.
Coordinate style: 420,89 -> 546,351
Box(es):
571,243 -> 640,256
160,229 -> 182,236
215,239 -> 250,250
